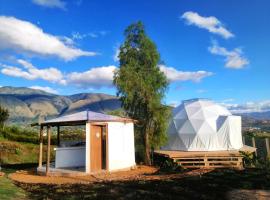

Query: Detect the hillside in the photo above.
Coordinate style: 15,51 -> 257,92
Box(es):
0,86 -> 121,125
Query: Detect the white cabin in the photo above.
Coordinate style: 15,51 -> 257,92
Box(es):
37,111 -> 136,175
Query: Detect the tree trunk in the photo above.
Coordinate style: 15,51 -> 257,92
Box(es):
144,130 -> 151,165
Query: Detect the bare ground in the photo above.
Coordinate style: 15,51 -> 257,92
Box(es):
7,166 -> 270,200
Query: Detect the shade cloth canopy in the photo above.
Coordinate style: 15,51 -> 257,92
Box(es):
163,99 -> 243,151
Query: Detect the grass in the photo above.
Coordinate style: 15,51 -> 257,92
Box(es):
0,138 -> 55,165
0,170 -> 27,200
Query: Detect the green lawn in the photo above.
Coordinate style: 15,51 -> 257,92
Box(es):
0,174 -> 27,200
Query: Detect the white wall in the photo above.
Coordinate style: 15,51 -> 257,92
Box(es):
107,122 -> 136,171
55,146 -> 85,168
85,122 -> 91,173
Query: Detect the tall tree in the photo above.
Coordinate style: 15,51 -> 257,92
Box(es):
0,105 -> 9,130
113,21 -> 170,164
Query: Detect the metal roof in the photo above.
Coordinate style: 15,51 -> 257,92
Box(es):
40,110 -> 134,126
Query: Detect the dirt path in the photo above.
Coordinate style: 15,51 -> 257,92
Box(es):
7,166 -> 270,200
9,165 -> 212,184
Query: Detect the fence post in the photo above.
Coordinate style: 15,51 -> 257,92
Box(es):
265,138 -> 270,158
252,137 -> 257,156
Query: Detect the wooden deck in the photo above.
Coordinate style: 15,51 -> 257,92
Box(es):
155,145 -> 256,169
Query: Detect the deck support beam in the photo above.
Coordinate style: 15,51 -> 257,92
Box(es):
46,125 -> 51,176
38,125 -> 44,168
252,137 -> 257,156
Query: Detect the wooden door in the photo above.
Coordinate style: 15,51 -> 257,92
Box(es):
90,125 -> 102,172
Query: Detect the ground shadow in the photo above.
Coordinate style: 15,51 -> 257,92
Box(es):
12,168 -> 270,200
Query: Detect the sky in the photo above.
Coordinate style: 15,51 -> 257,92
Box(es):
0,0 -> 269,113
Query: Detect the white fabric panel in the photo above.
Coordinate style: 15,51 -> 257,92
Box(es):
108,122 -> 136,171
163,99 -> 243,151
227,116 -> 243,149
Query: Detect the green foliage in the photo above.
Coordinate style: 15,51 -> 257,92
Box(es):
1,126 -> 40,144
113,21 -> 170,164
15,148 -> 21,155
240,151 -> 257,167
106,109 -> 127,117
0,105 -> 9,130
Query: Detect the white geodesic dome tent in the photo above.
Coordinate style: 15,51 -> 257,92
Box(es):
163,99 -> 243,151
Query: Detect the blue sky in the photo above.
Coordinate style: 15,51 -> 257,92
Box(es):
0,0 -> 269,111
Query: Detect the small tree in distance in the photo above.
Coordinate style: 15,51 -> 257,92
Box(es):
113,21 -> 170,165
0,105 -> 9,130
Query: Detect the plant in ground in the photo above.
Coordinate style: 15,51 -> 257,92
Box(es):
114,21 -> 170,165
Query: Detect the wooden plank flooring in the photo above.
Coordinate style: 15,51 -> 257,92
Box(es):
154,145 -> 255,169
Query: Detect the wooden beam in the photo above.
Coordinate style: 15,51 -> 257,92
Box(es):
38,125 -> 44,168
46,126 -> 51,176
57,125 -> 60,146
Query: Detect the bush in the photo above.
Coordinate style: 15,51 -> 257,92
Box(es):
154,154 -> 183,172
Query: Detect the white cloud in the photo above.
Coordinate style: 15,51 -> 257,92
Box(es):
66,65 -> 117,88
0,61 -> 212,90
32,0 -> 66,10
159,64 -> 213,82
0,59 -> 65,84
223,100 -> 270,114
30,86 -> 58,94
168,100 -> 180,107
0,59 -> 116,89
209,42 -> 249,69
71,31 -> 108,40
0,16 -> 97,61
182,11 -> 234,39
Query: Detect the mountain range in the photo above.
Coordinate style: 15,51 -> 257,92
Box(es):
0,86 -> 270,125
0,86 -> 121,125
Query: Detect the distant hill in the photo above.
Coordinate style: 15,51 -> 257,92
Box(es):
238,111 -> 270,120
0,86 -> 121,125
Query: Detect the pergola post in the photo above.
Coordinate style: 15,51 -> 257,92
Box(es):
57,125 -> 60,146
46,125 -> 51,176
38,125 -> 44,168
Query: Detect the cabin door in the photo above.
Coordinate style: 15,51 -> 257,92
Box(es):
90,125 -> 107,172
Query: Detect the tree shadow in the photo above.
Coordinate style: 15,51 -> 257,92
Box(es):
12,168 -> 270,200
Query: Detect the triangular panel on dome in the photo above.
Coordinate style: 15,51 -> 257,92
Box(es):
179,120 -> 196,134
171,135 -> 189,150
198,100 -> 214,107
167,120 -> 178,135
173,119 -> 186,130
201,106 -> 219,119
190,110 -> 206,119
189,119 -> 205,132
179,133 -> 197,150
185,104 -> 201,117
174,108 -> 188,119
197,121 -> 216,135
